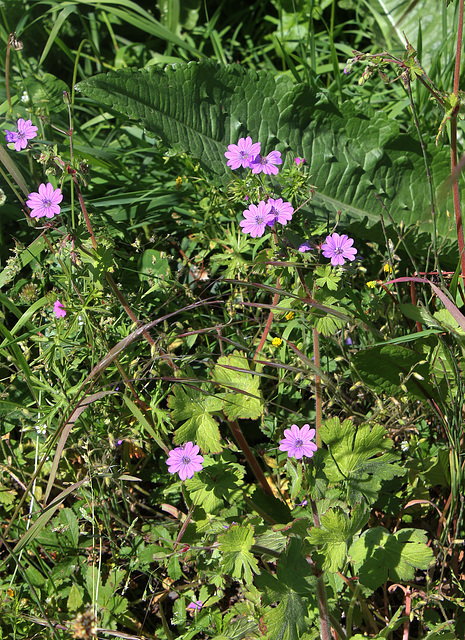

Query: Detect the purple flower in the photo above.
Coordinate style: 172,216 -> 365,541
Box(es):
26,183 -> 63,219
224,136 -> 261,170
239,200 -> 274,238
5,118 -> 38,151
187,600 -> 203,611
266,198 -> 294,226
298,241 -> 313,253
321,233 -> 357,266
166,442 -> 204,480
249,150 -> 282,175
53,300 -> 66,318
294,157 -> 306,166
279,424 -> 317,460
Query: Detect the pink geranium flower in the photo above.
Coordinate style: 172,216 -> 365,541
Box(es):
321,233 -> 357,266
239,200 -> 274,238
249,150 -> 282,175
266,198 -> 294,226
5,118 -> 38,151
224,136 -> 261,170
26,183 -> 63,219
279,424 -> 317,460
53,300 -> 66,318
166,442 -> 204,480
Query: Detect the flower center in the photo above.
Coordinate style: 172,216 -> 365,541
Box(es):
43,199 -> 52,208
334,247 -> 343,254
255,216 -> 264,225
18,132 -> 25,140
240,151 -> 248,158
295,439 -> 303,448
181,455 -> 191,465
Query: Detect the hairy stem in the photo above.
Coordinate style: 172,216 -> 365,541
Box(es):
228,420 -> 273,496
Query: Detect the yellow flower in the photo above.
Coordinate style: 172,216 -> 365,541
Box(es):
366,280 -> 378,288
383,263 -> 393,274
272,337 -> 282,347
285,311 -> 294,321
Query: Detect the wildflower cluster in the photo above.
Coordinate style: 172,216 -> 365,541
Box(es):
225,136 -> 358,266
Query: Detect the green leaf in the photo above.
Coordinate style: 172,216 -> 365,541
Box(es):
352,344 -> 438,402
59,508 -> 79,547
261,590 -> 308,640
24,73 -> 69,113
349,527 -> 434,590
319,418 -> 404,505
168,384 -> 223,453
315,265 -> 340,291
67,583 -> 84,612
186,452 -> 245,514
307,504 -> 369,572
212,350 -> 263,420
76,62 -> 453,258
219,523 -> 260,585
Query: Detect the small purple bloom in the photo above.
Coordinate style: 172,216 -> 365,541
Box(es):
166,442 -> 204,481
116,439 -> 124,446
266,198 -> 294,226
53,300 -> 66,318
239,200 -> 274,238
294,157 -> 306,166
187,600 -> 203,611
224,136 -> 261,170
345,337 -> 353,346
5,118 -> 38,151
298,241 -> 313,253
299,499 -> 308,507
279,424 -> 317,460
26,183 -> 63,219
249,150 -> 282,175
321,233 -> 357,266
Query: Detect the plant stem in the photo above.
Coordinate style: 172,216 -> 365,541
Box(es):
309,497 -> 332,640
451,0 -> 465,282
228,420 -> 273,496
313,327 -> 322,448
253,278 -> 280,363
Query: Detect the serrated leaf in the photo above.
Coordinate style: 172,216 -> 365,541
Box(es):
186,453 -> 245,514
261,590 -> 308,640
219,524 -> 260,585
76,62 -> 454,259
67,583 -> 83,612
349,527 -> 434,590
352,344 -> 438,401
319,418 -> 404,505
307,504 -> 369,572
168,384 -> 223,453
59,507 -> 79,547
212,350 -> 263,420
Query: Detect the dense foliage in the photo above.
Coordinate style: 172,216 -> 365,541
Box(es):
0,1 -> 464,639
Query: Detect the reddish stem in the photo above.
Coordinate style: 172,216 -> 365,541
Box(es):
228,420 -> 273,496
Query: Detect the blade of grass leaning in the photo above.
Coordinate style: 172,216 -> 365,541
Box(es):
38,5 -> 77,67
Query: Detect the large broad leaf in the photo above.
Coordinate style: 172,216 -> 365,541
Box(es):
76,62 -> 454,260
349,527 -> 434,591
352,344 -> 439,402
319,418 -> 404,505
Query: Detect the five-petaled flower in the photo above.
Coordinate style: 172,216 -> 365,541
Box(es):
249,150 -> 282,175
53,300 -> 66,318
224,136 -> 261,170
272,337 -> 282,347
187,600 -> 203,611
298,241 -> 313,253
166,442 -> 204,480
239,200 -> 274,238
266,198 -> 294,226
279,424 -> 317,459
5,118 -> 38,151
321,233 -> 357,266
26,183 -> 63,219
294,157 -> 306,166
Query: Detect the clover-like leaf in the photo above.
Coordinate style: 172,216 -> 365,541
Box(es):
212,350 -> 263,420
167,384 -> 223,453
319,418 -> 405,505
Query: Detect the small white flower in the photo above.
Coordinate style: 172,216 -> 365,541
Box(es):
35,424 -> 47,436
400,440 -> 409,452
20,91 -> 29,103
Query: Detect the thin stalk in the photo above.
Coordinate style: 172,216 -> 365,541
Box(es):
252,278 -> 280,363
309,497 -> 332,640
313,327 -> 322,448
228,420 -> 273,496
451,0 -> 465,282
